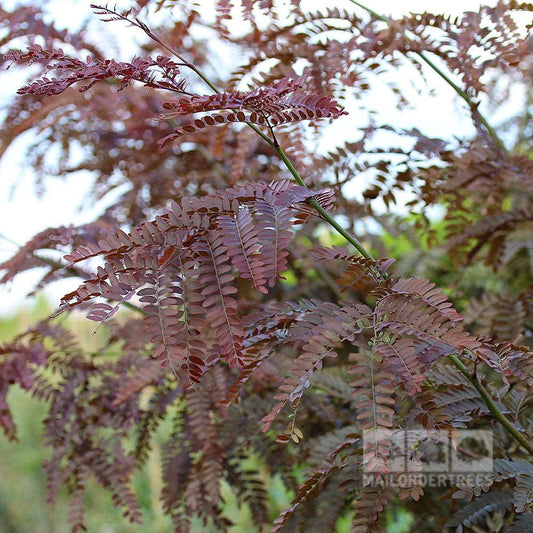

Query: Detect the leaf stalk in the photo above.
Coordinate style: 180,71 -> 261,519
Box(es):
448,352 -> 533,455
94,4 -> 530,456
347,0 -> 508,153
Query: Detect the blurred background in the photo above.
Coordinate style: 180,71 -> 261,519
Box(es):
1,0 -> 526,314
0,0 -> 530,531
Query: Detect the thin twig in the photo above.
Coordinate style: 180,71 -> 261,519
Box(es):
97,4 -> 372,257
347,0 -> 508,153
90,5 -> 532,455
448,352 -> 533,455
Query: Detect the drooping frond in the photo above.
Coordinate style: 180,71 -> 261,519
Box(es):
254,193 -> 295,287
52,185 -> 314,373
218,206 -> 267,293
8,45 -> 186,96
194,230 -> 245,367
352,486 -> 394,533
349,347 -> 396,474
261,302 -> 371,431
140,264 -> 189,378
158,77 -> 347,146
112,359 -> 164,406
271,461 -> 341,533
0,341 -> 48,440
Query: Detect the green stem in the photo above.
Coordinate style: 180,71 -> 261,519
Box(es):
347,0 -> 508,153
139,21 -> 373,257
448,353 -> 533,455
246,121 -> 278,146
275,145 -> 374,259
132,10 -> 530,455
346,0 -> 533,455
349,0 -> 388,21
417,53 -> 508,153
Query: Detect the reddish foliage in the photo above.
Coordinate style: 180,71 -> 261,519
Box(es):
0,1 -> 532,532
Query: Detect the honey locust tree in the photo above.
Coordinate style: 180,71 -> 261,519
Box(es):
0,1 -> 532,531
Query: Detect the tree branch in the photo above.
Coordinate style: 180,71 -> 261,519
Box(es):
348,0 -> 508,154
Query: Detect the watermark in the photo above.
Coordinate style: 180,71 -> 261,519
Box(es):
362,428 -> 493,488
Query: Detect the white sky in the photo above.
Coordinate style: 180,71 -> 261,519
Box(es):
0,0 -> 521,314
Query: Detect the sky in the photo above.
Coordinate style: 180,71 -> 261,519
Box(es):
0,0 -> 521,314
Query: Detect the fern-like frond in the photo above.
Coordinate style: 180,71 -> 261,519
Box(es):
141,265 -> 186,378
433,384 -> 489,423
159,77 -> 346,146
112,359 -> 164,406
9,44 -> 185,96
376,296 -> 479,360
349,347 -> 396,474
386,277 -> 463,323
194,230 -> 244,367
0,341 -> 48,440
453,458 -> 533,508
446,491 -> 513,531
271,461 -> 340,533
261,303 -> 370,431
218,207 -> 267,293
352,486 -> 394,533
254,193 -> 294,287
374,337 -> 425,394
